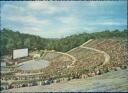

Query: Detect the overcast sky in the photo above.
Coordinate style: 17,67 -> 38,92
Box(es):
1,1 -> 127,38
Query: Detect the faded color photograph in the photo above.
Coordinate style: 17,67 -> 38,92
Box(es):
0,1 -> 128,92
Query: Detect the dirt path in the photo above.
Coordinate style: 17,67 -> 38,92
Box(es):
56,51 -> 76,68
43,51 -> 77,68
80,39 -> 110,66
67,39 -> 110,66
14,39 -> 110,76
66,39 -> 94,67
15,51 -> 77,76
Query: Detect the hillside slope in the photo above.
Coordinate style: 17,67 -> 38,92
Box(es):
83,38 -> 128,69
1,38 -> 128,92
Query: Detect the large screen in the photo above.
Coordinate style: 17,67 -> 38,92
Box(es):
13,48 -> 28,59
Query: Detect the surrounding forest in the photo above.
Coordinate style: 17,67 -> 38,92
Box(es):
0,28 -> 128,55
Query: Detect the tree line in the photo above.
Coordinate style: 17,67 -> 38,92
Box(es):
0,28 -> 127,55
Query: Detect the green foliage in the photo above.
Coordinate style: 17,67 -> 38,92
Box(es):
1,28 -> 127,55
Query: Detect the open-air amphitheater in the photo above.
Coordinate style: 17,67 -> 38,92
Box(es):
1,38 -> 128,91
